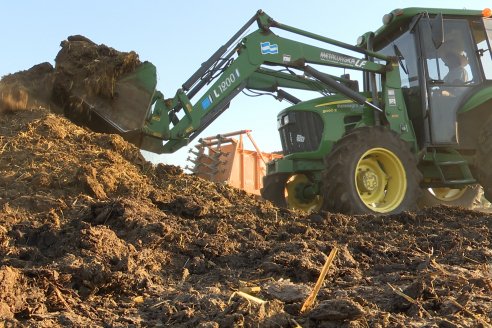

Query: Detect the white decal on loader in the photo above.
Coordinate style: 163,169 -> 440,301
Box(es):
212,68 -> 240,98
320,51 -> 367,67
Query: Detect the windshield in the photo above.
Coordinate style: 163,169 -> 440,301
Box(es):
376,32 -> 418,89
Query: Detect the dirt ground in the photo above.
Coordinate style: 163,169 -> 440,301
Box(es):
1,38 -> 492,327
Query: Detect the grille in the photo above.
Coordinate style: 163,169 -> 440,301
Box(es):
278,111 -> 323,155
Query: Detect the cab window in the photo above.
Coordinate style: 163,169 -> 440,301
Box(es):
422,19 -> 479,85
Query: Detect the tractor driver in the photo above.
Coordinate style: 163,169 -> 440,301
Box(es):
435,38 -> 469,97
442,50 -> 469,84
437,33 -> 469,85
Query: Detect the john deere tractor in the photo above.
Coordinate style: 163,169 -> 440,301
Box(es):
62,8 -> 492,214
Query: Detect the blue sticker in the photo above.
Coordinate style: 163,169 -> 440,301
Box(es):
202,95 -> 213,110
261,42 -> 279,54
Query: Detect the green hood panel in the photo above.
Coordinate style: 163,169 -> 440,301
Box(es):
459,86 -> 492,114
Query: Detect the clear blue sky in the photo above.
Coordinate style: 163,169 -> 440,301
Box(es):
1,1 -> 487,168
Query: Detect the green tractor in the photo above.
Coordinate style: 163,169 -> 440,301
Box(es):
63,8 -> 492,214
263,8 -> 492,214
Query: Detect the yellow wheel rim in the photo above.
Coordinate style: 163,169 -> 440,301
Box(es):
286,174 -> 323,212
428,187 -> 467,202
355,148 -> 406,213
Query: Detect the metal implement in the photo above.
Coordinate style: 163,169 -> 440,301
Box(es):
186,130 -> 282,195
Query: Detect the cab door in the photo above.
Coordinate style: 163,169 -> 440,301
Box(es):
419,19 -> 481,145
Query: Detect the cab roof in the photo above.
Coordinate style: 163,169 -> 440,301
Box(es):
372,7 -> 483,44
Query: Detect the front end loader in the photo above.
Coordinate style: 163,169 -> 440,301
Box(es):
57,8 -> 492,214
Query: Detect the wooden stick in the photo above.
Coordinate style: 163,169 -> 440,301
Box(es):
300,247 -> 338,313
50,283 -> 73,313
448,298 -> 492,328
238,286 -> 261,294
234,291 -> 266,305
291,318 -> 303,328
387,283 -> 432,319
431,259 -> 468,284
30,312 -> 60,319
387,283 -> 417,304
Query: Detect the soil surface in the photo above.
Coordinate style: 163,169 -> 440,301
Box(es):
1,38 -> 492,328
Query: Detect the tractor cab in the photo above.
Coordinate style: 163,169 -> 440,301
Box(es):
368,8 -> 492,149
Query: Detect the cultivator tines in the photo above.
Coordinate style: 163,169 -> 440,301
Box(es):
185,134 -> 231,179
185,130 -> 282,195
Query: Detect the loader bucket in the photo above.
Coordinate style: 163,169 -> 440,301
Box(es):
58,61 -> 158,144
89,61 -> 158,133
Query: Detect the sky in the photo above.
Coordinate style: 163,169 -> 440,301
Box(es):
1,1 -> 488,169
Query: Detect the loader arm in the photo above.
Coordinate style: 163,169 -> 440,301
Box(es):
246,67 -> 356,94
126,10 -> 392,154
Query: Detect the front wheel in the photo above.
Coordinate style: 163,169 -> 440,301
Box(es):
261,173 -> 323,212
285,174 -> 323,212
322,127 -> 422,215
260,173 -> 289,208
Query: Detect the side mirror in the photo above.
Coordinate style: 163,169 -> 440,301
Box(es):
431,13 -> 444,49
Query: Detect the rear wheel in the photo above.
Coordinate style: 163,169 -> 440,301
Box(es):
418,185 -> 482,209
322,127 -> 422,215
476,118 -> 492,201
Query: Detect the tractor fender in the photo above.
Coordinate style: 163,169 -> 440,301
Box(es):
458,85 -> 492,114
457,85 -> 492,149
